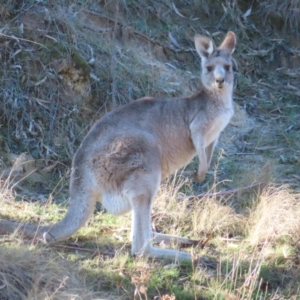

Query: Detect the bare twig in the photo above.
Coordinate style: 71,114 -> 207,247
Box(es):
0,33 -> 48,49
186,182 -> 267,200
50,244 -> 116,257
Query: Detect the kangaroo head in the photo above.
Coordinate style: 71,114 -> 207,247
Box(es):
194,31 -> 236,93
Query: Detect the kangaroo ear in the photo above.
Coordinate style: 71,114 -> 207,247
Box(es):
194,34 -> 215,60
218,31 -> 236,55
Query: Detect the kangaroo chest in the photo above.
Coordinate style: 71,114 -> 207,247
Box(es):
204,108 -> 233,146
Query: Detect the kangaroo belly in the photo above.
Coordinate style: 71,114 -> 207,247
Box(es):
102,192 -> 132,215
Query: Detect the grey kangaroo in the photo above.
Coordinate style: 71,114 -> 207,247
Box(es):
0,31 -> 236,261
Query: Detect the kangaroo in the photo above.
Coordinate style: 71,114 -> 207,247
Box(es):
0,32 -> 236,261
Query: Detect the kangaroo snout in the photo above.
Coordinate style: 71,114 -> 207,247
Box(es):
214,68 -> 225,88
215,76 -> 225,86
214,76 -> 225,89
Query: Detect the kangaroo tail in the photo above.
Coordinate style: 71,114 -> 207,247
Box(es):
0,189 -> 96,243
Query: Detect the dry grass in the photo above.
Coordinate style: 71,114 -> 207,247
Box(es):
0,245 -> 98,300
1,176 -> 300,298
153,175 -> 244,244
248,186 -> 300,246
258,0 -> 300,31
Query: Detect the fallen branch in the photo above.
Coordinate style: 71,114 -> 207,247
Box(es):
186,182 -> 267,201
50,244 -> 116,258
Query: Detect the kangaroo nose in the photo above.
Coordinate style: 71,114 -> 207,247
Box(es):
216,77 -> 224,84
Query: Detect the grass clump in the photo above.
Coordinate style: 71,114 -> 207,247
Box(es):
248,186 -> 300,247
257,0 -> 300,32
0,245 -> 99,300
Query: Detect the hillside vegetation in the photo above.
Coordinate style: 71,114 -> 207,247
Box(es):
0,0 -> 300,299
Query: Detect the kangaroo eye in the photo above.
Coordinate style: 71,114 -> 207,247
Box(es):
224,65 -> 231,71
206,66 -> 213,72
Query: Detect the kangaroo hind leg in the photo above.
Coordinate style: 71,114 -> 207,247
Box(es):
127,173 -> 192,261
